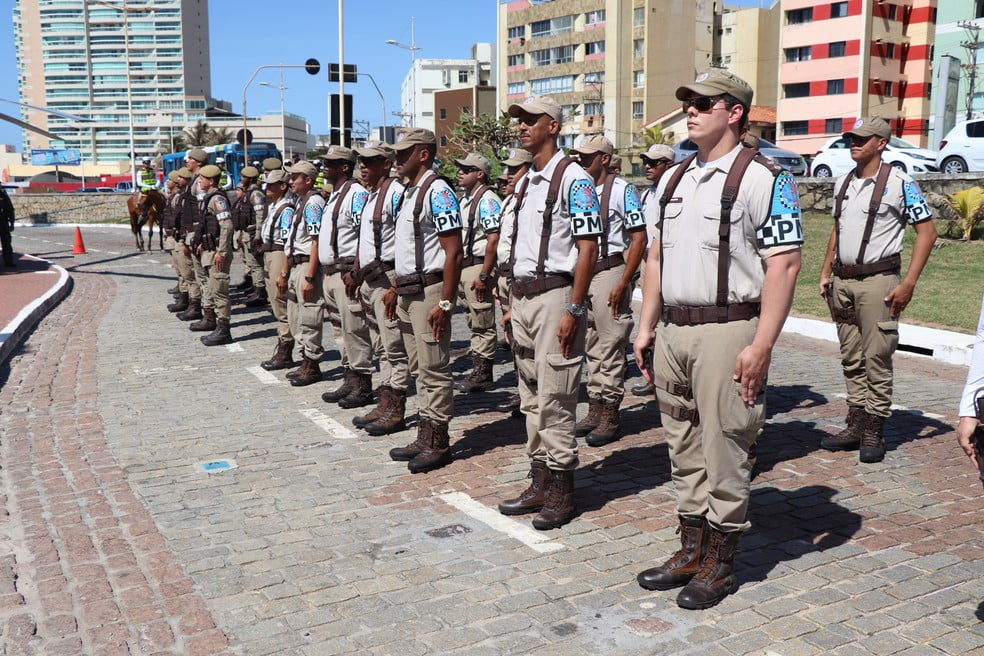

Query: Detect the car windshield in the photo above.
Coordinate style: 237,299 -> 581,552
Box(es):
889,137 -> 919,149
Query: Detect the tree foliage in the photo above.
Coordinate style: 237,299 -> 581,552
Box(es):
438,111 -> 517,182
165,121 -> 239,153
944,187 -> 984,240
639,124 -> 674,148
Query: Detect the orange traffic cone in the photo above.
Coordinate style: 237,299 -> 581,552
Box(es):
72,226 -> 87,255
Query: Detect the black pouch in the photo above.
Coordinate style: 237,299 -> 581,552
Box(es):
360,260 -> 384,283
395,274 -> 424,296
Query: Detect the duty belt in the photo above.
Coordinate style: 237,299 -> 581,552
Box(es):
663,302 -> 760,326
322,256 -> 356,276
287,254 -> 309,268
261,243 -> 285,252
593,253 -> 625,275
832,253 -> 901,280
511,273 -> 573,299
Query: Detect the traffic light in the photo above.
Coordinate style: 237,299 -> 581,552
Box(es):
330,93 -> 353,147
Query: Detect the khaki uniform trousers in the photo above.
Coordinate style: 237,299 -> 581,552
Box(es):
202,247 -> 232,320
398,281 -> 453,426
174,244 -> 198,300
654,318 -> 763,533
512,285 -> 585,471
191,250 -> 213,309
263,250 -> 291,342
831,272 -> 900,418
362,275 -> 410,391
322,276 -> 347,367
585,264 -> 634,403
457,263 -> 498,360
240,232 -> 265,287
324,271 -> 373,375
166,237 -> 189,295
497,276 -> 512,314
287,263 -> 325,360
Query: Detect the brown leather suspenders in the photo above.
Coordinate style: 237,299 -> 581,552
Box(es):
832,162 -> 892,269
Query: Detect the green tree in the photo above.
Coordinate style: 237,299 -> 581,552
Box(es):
944,187 -> 984,240
438,111 -> 517,182
639,124 -> 674,147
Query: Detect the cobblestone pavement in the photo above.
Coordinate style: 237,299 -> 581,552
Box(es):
0,225 -> 982,655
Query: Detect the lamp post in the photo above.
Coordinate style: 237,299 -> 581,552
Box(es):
356,72 -> 387,141
386,16 -> 421,127
242,60 -> 320,164
259,72 -> 289,157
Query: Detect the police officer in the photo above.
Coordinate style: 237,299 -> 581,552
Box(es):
0,184 -> 15,267
176,148 -> 210,323
139,157 -> 159,191
351,141 -> 411,436
258,169 -> 297,370
387,128 -> 463,474
608,155 -> 623,177
164,170 -> 189,312
453,152 -> 503,393
496,96 -> 601,531
633,68 -> 803,609
819,117 -> 937,463
195,164 -> 235,346
569,134 -> 646,447
234,166 -> 268,306
279,161 -> 327,386
215,157 -> 233,191
318,147 -> 374,408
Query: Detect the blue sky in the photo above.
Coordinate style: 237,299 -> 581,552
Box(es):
0,0 -> 769,152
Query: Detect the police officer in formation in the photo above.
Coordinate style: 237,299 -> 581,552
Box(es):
258,169 -> 297,370
195,164 -> 235,346
234,167 -> 268,307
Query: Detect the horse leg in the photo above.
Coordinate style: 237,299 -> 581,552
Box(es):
135,217 -> 146,251
156,214 -> 164,251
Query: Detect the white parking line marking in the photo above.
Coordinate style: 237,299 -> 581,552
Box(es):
107,251 -> 121,255
246,365 -> 281,385
298,408 -> 357,439
438,491 -> 565,554
225,343 -> 244,353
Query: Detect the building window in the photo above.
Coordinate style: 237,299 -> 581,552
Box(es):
825,118 -> 842,133
884,43 -> 896,58
531,45 -> 574,67
585,9 -> 605,25
507,81 -> 525,95
530,15 -> 573,39
830,1 -> 849,18
561,104 -> 579,120
883,81 -> 893,97
827,79 -> 844,94
585,71 -> 605,84
441,136 -> 447,147
786,8 -> 813,24
508,25 -> 524,40
507,54 -> 524,67
461,106 -> 470,114
977,0 -> 984,18
530,75 -> 574,95
632,101 -> 644,119
439,108 -> 447,120
458,70 -> 469,83
828,41 -> 846,57
633,39 -> 644,59
585,41 -> 605,55
633,7 -> 645,27
584,102 -> 603,116
633,70 -> 644,88
784,82 -> 810,98
785,46 -> 811,62
782,120 -> 809,136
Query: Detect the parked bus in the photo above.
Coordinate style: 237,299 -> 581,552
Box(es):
162,142 -> 282,187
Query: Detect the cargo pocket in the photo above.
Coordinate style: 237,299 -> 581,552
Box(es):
420,331 -> 449,370
544,353 -> 581,400
876,319 -> 899,352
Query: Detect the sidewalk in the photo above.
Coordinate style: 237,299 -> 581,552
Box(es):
0,252 -> 72,365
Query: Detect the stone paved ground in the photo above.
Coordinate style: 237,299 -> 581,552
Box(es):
0,225 -> 982,655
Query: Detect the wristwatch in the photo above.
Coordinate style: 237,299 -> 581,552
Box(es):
304,275 -> 314,283
438,299 -> 453,312
566,303 -> 586,318
478,272 -> 492,283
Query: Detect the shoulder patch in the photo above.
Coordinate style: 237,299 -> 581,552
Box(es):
278,206 -> 295,240
902,179 -> 932,223
479,196 -> 502,233
304,199 -> 323,234
757,172 -> 803,248
430,185 -> 462,233
350,189 -> 369,223
623,184 -> 645,230
391,188 -> 404,216
568,178 -> 603,237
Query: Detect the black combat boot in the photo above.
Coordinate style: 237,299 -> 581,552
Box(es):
189,307 -> 216,332
338,373 -> 374,409
586,400 -> 622,447
201,318 -> 232,346
167,292 -> 189,313
820,406 -> 864,451
177,299 -> 202,321
322,369 -> 355,403
454,353 -> 494,393
859,412 -> 887,463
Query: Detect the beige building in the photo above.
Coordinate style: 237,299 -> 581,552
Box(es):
717,2 -> 781,108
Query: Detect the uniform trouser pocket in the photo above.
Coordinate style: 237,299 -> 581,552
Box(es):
543,353 -> 582,400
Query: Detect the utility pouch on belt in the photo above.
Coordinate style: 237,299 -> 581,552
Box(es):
395,272 -> 441,296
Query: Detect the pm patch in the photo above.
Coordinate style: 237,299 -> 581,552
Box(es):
623,184 -> 645,230
430,186 -> 462,234
568,178 -> 602,237
391,188 -> 404,217
902,179 -> 932,224
304,200 -> 323,235
479,196 -> 502,233
277,207 -> 295,241
350,189 -> 369,226
757,172 -> 803,248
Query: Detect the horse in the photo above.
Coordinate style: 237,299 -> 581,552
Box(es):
127,189 -> 165,252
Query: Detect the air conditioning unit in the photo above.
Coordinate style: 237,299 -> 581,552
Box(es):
441,70 -> 450,86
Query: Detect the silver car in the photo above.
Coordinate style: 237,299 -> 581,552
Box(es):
672,137 -> 808,176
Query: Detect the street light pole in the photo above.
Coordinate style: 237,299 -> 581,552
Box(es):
242,63 -> 316,164
259,73 -> 289,156
386,17 -> 422,128
356,72 -> 387,140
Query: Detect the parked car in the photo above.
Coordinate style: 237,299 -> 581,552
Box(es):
114,181 -> 135,193
671,137 -> 808,176
936,118 -> 984,174
810,136 -> 939,178
73,187 -> 115,193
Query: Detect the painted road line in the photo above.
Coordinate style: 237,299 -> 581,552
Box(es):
107,251 -> 121,255
225,343 -> 244,353
298,408 -> 357,439
438,491 -> 564,554
246,365 -> 281,385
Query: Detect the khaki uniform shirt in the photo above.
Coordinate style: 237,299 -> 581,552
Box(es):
318,179 -> 370,266
358,179 -> 405,266
459,186 -> 503,259
512,150 -> 601,280
248,187 -> 267,232
395,170 -> 462,276
261,195 -> 295,247
832,167 -> 932,266
654,145 -> 803,307
285,191 -> 326,258
596,176 -> 645,257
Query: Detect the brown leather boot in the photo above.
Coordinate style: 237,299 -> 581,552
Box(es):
321,369 -> 355,402
289,356 -> 322,387
200,318 -> 232,346
389,417 -> 429,461
676,528 -> 741,610
575,398 -> 603,437
353,386 -> 390,428
454,354 -> 494,393
820,406 -> 864,451
167,292 -> 189,313
408,421 -> 452,473
497,461 -> 550,515
532,469 -> 575,530
637,515 -> 708,590
189,307 -> 216,332
338,373 -> 374,409
366,388 -> 407,436
859,412 -> 886,463
261,340 -> 294,371
177,299 -> 202,321
586,400 -> 622,447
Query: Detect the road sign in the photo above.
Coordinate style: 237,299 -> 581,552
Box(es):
330,94 -> 353,147
305,58 -> 321,76
31,149 -> 81,166
236,128 -> 254,146
328,64 -> 358,83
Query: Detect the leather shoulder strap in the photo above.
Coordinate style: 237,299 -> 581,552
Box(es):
659,155 -> 696,224
330,178 -> 356,259
856,163 -> 892,264
371,177 -> 397,262
715,146 -> 758,312
466,184 -> 491,256
598,176 -> 617,258
412,174 -> 441,274
538,157 -> 575,277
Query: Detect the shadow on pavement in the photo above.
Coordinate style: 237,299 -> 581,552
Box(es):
753,419 -> 834,478
576,443 -> 672,515
766,383 -> 828,418
452,415 -> 526,460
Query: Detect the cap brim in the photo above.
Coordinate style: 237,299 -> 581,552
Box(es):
392,141 -> 418,152
675,82 -> 726,101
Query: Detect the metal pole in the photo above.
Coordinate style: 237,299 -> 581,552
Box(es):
279,66 -> 287,155
357,73 -> 386,140
410,15 -> 416,127
123,0 -> 136,188
338,0 -> 346,146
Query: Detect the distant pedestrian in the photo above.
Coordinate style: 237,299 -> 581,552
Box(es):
0,185 -> 15,267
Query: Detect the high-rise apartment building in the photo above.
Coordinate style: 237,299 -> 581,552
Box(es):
14,0 -> 218,164
717,3 -> 781,108
496,0 -> 717,152
776,0 -> 938,156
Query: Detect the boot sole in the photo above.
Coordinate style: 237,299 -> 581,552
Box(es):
367,422 -> 407,437
585,431 -> 621,447
532,514 -> 574,530
289,377 -> 322,387
201,337 -> 232,346
408,452 -> 452,474
819,440 -> 860,451
260,361 -> 295,371
189,325 -> 215,332
388,450 -> 418,462
859,450 -> 885,463
497,504 -> 542,516
676,577 -> 739,610
338,397 -> 374,409
637,573 -> 695,591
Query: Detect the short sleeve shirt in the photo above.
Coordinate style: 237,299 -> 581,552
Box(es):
596,176 -> 645,257
654,145 -> 804,306
640,184 -> 660,249
285,191 -> 326,257
512,151 -> 602,279
262,195 -> 295,246
248,187 -> 267,229
395,170 -> 462,276
832,166 -> 932,266
497,187 -> 521,266
459,186 -> 503,259
358,178 -> 404,266
319,179 -> 370,265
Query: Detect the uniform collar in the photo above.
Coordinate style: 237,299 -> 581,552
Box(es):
407,169 -> 436,193
529,150 -> 566,183
690,144 -> 744,176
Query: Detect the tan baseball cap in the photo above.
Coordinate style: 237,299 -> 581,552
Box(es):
501,147 -> 533,166
266,169 -> 290,184
675,67 -> 753,107
322,146 -> 357,163
356,141 -> 396,160
393,127 -> 437,151
570,134 -> 614,156
262,157 -> 283,171
199,164 -> 221,179
176,167 -> 193,180
290,160 -> 318,179
609,155 -> 623,169
843,117 -> 891,140
167,170 -> 181,182
455,152 -> 491,175
187,148 -> 208,163
640,144 -> 674,162
507,95 -> 563,123
241,166 -> 260,179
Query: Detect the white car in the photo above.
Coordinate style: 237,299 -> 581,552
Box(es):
810,136 -> 938,177
936,118 -> 984,174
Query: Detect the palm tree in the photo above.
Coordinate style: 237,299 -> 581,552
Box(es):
209,127 -> 235,146
639,124 -> 674,147
181,121 -> 212,149
944,187 -> 984,240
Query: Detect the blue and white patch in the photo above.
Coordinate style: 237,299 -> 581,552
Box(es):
479,196 -> 502,233
430,186 -> 462,234
350,189 -> 369,227
757,172 -> 804,248
304,200 -> 323,236
568,178 -> 603,237
623,184 -> 645,230
277,207 -> 295,241
391,189 -> 404,217
902,179 -> 932,224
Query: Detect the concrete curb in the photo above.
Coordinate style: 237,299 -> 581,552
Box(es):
0,258 -> 73,366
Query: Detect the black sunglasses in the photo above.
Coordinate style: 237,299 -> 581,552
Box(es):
681,95 -> 725,113
458,166 -> 480,174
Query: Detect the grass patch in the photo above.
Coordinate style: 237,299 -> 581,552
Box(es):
793,212 -> 982,334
